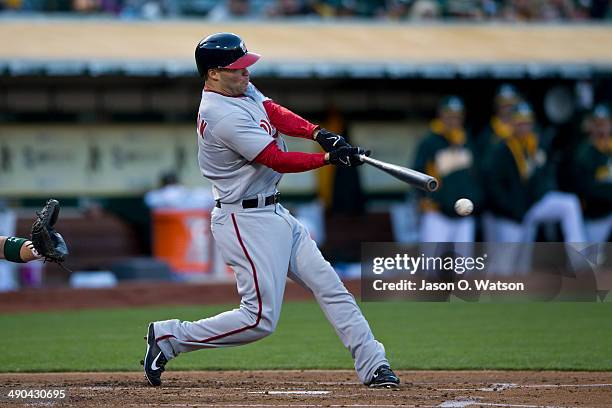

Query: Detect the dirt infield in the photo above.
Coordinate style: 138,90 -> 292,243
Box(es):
1,370 -> 611,407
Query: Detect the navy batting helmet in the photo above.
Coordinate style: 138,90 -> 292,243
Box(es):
195,32 -> 261,77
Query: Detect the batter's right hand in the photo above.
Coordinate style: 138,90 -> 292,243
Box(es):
327,146 -> 370,167
315,128 -> 351,152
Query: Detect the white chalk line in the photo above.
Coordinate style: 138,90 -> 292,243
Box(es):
481,405 -> 574,408
266,381 -> 361,385
438,382 -> 612,392
438,401 -> 576,408
129,405 -> 432,408
522,383 -> 612,388
79,386 -> 250,391
438,400 -> 480,408
126,404 -> 578,408
247,391 -> 331,395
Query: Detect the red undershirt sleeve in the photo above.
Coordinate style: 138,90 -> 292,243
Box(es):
262,100 -> 318,139
254,141 -> 326,173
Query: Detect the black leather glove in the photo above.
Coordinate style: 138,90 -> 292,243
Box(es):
315,128 -> 351,152
31,199 -> 69,263
328,147 -> 370,167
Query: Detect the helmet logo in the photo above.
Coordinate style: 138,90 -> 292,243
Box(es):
240,41 -> 247,53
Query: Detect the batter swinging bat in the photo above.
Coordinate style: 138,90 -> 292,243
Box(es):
358,155 -> 439,192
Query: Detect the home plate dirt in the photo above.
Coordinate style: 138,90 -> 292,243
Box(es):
1,370 -> 611,407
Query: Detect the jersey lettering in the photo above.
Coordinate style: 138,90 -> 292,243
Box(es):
197,83 -> 282,203
434,147 -> 473,177
260,119 -> 272,136
197,113 -> 207,139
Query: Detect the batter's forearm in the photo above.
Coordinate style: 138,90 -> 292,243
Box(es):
255,142 -> 326,173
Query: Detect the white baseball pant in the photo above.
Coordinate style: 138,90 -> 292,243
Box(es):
153,202 -> 388,383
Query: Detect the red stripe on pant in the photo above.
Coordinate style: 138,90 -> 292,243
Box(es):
155,213 -> 262,344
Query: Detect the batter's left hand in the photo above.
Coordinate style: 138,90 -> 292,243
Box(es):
314,128 -> 351,152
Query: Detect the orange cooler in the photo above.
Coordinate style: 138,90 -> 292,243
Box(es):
152,209 -> 212,274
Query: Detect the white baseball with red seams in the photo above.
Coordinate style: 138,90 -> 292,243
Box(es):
151,82 -> 390,384
454,198 -> 474,216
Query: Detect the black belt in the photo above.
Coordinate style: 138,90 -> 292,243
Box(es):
216,192 -> 280,209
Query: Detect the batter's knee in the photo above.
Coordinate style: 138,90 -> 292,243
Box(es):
253,323 -> 275,339
257,310 -> 279,336
240,307 -> 277,342
238,319 -> 274,343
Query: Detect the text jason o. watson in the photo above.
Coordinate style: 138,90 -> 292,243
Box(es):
372,279 -> 525,291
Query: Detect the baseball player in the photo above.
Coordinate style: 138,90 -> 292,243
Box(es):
142,33 -> 400,389
0,199 -> 68,265
478,84 -> 521,154
484,102 -> 585,242
413,96 -> 482,242
476,84 -> 522,241
569,104 -> 612,242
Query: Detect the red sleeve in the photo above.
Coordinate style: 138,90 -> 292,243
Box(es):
263,100 -> 318,139
254,141 -> 326,173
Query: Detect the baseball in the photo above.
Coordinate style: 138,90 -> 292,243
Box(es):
454,198 -> 474,216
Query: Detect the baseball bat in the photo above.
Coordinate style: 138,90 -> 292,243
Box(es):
359,155 -> 439,192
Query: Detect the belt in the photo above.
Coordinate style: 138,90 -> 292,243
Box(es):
216,192 -> 280,209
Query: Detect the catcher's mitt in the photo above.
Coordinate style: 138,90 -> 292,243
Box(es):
31,199 -> 69,265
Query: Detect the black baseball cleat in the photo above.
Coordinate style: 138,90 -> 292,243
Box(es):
366,365 -> 400,388
142,322 -> 167,387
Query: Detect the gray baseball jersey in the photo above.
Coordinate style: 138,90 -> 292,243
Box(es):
153,81 -> 389,384
197,83 -> 286,203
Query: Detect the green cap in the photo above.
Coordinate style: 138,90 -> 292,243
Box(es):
592,104 -> 610,119
512,101 -> 534,122
496,84 -> 520,104
439,96 -> 464,113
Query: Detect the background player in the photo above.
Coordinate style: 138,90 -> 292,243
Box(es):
477,84 -> 522,155
477,84 -> 522,241
484,102 -> 585,243
142,32 -> 400,389
413,96 -> 482,242
569,104 -> 612,242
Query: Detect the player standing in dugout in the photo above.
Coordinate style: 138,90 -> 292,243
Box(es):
412,96 -> 482,242
569,104 -> 612,242
142,32 -> 400,389
483,102 -> 585,242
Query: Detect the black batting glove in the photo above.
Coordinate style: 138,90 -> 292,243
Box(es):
328,147 -> 370,167
315,128 -> 351,152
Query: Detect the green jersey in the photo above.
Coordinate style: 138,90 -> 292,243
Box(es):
413,120 -> 483,218
570,139 -> 612,219
484,133 -> 555,221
